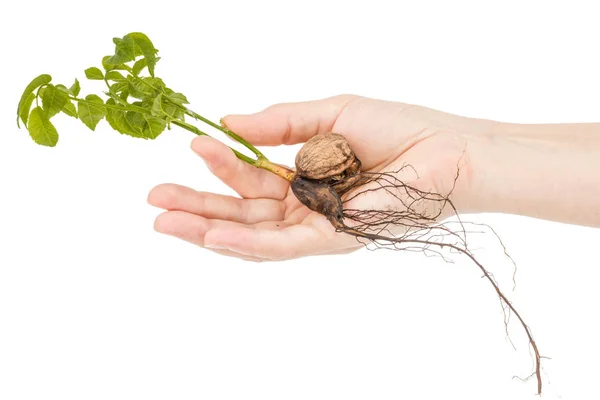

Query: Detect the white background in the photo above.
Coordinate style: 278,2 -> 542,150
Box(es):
1,1 -> 599,399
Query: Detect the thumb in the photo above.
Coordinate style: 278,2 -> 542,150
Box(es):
221,94 -> 356,146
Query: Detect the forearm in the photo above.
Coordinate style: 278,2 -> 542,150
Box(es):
465,122 -> 600,227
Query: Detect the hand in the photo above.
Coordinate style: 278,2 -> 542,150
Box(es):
147,95 -> 481,261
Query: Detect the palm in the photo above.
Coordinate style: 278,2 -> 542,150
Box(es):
148,95 -> 471,261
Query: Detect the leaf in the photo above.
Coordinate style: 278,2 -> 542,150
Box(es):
18,92 -> 36,127
69,79 -> 80,97
167,92 -> 189,105
102,55 -> 129,71
131,58 -> 147,76
78,94 -> 107,131
151,93 -> 165,117
150,94 -> 184,121
119,88 -> 129,101
127,33 -> 159,77
55,84 -> 70,93
143,114 -> 167,139
105,36 -> 136,65
168,104 -> 185,120
105,71 -> 126,81
17,74 -> 52,127
105,33 -> 159,77
127,76 -> 165,100
105,99 -> 142,137
110,81 -> 129,94
27,106 -> 58,146
85,67 -> 104,80
126,110 -> 146,133
62,101 -> 77,118
41,84 -> 69,118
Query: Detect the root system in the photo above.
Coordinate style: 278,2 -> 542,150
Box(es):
291,132 -> 543,395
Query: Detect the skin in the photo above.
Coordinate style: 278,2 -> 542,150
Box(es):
147,94 -> 600,262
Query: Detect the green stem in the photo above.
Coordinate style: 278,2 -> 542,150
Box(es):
68,95 -> 147,113
183,108 -> 265,159
171,120 -> 256,165
173,119 -> 294,181
128,74 -> 265,159
77,76 -> 293,181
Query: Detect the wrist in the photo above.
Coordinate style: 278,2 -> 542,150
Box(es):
462,121 -> 600,226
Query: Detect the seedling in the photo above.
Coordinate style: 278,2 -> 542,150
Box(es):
16,32 -> 543,395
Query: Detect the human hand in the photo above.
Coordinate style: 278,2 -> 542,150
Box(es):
147,95 -> 484,261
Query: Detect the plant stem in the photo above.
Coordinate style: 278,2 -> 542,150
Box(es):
171,120 -> 253,164
255,158 -> 295,182
172,119 -> 295,181
183,108 -> 265,159
68,95 -> 146,113
74,78 -> 293,181
127,74 -> 265,159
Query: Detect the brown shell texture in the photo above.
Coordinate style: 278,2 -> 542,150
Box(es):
295,133 -> 356,179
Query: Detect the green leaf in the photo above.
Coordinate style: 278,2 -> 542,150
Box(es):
41,84 -> 69,118
119,89 -> 130,101
102,55 -> 129,71
105,70 -> 126,81
127,76 -> 165,100
27,106 -> 58,146
105,99 -> 142,137
150,94 -> 183,121
151,93 -> 164,117
105,33 -> 159,77
78,94 -> 107,131
131,58 -> 147,76
143,114 -> 166,139
85,67 -> 104,80
127,33 -> 159,77
110,81 -> 129,94
18,92 -> 36,127
62,101 -> 77,118
168,104 -> 185,120
126,110 -> 146,133
55,84 -> 70,93
69,79 -> 80,97
105,36 -> 136,65
17,74 -> 52,127
167,92 -> 189,105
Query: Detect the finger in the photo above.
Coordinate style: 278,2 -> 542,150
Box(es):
148,183 -> 285,224
153,210 -> 256,247
203,219 -> 358,261
221,94 -> 357,146
207,247 -> 266,263
191,135 -> 289,200
209,242 -> 360,263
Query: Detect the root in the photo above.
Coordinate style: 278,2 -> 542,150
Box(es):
333,168 -> 543,395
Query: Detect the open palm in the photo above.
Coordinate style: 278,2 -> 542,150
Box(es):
148,95 -> 474,261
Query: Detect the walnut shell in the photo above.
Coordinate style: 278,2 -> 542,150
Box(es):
295,133 -> 356,180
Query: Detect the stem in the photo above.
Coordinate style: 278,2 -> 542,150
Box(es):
184,108 -> 265,159
255,158 -> 295,182
74,75 -> 293,181
69,92 -> 294,180
171,120 -> 254,164
68,95 -> 147,113
172,119 -> 294,181
128,74 -> 265,159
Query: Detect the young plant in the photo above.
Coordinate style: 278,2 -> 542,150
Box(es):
16,32 -> 294,181
16,32 -> 543,395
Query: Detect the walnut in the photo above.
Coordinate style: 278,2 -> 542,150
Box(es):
294,133 -> 362,196
295,133 -> 356,179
